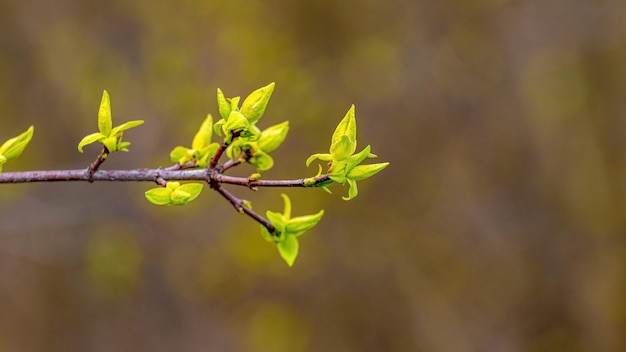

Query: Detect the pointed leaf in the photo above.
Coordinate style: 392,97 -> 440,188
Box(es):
329,174 -> 346,184
170,146 -> 192,163
331,105 -> 357,146
176,183 -> 204,203
213,119 -> 225,136
145,188 -> 173,205
229,96 -> 241,111
224,111 -> 249,135
346,145 -> 372,171
192,115 -> 213,150
306,153 -> 333,167
347,162 -> 389,181
241,82 -> 275,124
110,120 -> 144,136
0,125 -> 34,160
285,210 -> 324,237
281,193 -> 292,220
266,210 -> 286,237
197,143 -> 219,167
98,90 -> 112,135
330,134 -> 356,161
77,132 -> 106,153
342,178 -> 358,201
258,121 -> 289,153
277,235 -> 299,267
217,88 -> 231,120
118,141 -> 131,151
251,153 -> 274,172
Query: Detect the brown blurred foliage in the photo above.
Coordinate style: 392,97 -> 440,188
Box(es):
1,0 -> 625,351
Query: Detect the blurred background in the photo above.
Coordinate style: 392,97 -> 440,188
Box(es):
0,0 -> 625,351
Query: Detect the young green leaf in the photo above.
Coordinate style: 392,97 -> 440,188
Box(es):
229,96 -> 241,111
266,210 -> 286,236
285,210 -> 324,237
343,178 -> 359,201
78,132 -> 106,153
277,235 -> 299,267
223,111 -> 249,136
101,136 -> 118,153
175,183 -> 203,203
110,120 -> 145,136
258,121 -> 289,153
331,105 -> 357,147
345,145 -> 373,171
241,82 -> 275,124
330,134 -> 356,161
249,152 -> 274,172
78,91 -> 144,153
170,146 -> 192,163
0,125 -> 34,160
306,153 -> 333,167
216,88 -> 231,120
145,188 -> 173,205
191,115 -> 213,151
347,162 -> 389,181
260,225 -> 274,242
281,193 -> 292,220
145,182 -> 203,206
98,90 -> 113,135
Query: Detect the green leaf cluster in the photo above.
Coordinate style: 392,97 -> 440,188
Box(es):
260,194 -> 324,266
214,83 -> 274,140
227,121 -> 289,171
307,105 -> 389,200
170,115 -> 220,167
0,126 -> 34,172
213,83 -> 288,171
145,182 -> 204,206
78,91 -> 144,153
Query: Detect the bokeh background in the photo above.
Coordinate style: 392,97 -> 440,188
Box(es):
0,0 -> 625,351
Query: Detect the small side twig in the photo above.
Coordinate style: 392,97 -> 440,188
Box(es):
210,182 -> 276,233
87,147 -> 109,181
214,173 -> 331,188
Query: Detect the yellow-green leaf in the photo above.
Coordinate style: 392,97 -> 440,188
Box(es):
241,82 -> 275,124
0,125 -> 34,160
277,235 -> 299,267
285,210 -> 324,237
98,90 -> 112,135
192,115 -> 213,150
77,132 -> 106,153
258,121 -> 289,153
110,120 -> 144,136
145,188 -> 173,205
331,104 -> 357,146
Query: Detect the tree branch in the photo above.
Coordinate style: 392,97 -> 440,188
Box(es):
0,169 -> 209,183
0,168 -> 330,186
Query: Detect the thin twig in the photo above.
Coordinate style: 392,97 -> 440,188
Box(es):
87,147 -> 109,181
220,157 -> 243,173
210,182 -> 276,233
215,173 -> 331,188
